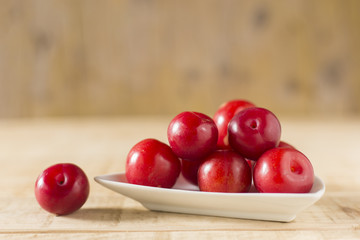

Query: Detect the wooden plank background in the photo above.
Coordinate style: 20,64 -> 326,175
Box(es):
0,0 -> 359,118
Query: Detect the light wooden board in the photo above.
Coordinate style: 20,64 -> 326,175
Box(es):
0,117 -> 359,239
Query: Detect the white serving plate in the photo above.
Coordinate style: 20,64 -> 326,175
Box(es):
94,173 -> 325,222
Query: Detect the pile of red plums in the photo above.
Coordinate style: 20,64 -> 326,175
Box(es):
126,99 -> 314,194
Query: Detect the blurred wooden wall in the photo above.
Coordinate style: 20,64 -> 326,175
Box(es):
0,0 -> 359,118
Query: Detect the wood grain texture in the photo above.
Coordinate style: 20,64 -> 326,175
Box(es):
0,0 -> 359,118
0,117 -> 359,239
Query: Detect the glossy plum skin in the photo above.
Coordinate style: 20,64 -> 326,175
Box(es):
167,111 -> 218,161
198,150 -> 252,193
253,148 -> 314,193
126,138 -> 181,188
278,141 -> 295,149
35,163 -> 90,215
181,159 -> 203,185
228,107 -> 281,160
213,99 -> 255,148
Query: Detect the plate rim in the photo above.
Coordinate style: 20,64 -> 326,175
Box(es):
94,172 -> 325,198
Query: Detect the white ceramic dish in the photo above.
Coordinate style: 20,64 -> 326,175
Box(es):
94,173 -> 325,222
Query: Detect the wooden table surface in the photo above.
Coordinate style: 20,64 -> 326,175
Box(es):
0,116 -> 359,239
